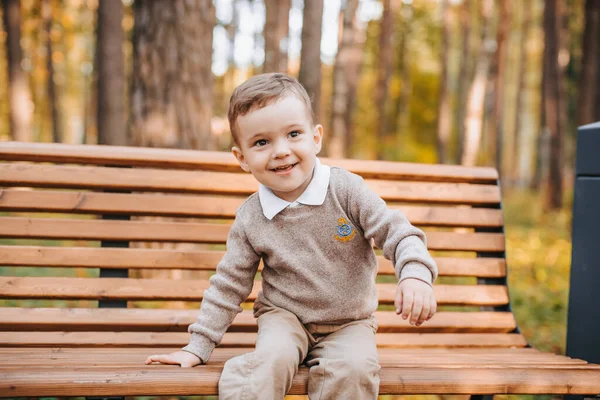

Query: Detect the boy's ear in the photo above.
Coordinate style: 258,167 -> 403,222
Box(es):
313,124 -> 324,154
232,146 -> 251,172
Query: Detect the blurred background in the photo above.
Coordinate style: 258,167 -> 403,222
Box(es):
1,0 -> 599,392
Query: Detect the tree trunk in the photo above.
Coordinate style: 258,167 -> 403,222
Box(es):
129,0 -> 215,150
461,0 -> 493,167
96,0 -> 125,146
264,0 -> 291,73
329,0 -> 360,159
455,0 -> 471,164
393,1 -> 413,153
436,0 -> 451,164
129,0 -> 216,294
42,0 -> 61,143
513,1 -> 531,185
227,0 -> 237,70
3,0 -> 33,142
298,0 -> 324,121
577,0 -> 600,126
490,0 -> 509,176
543,0 -> 564,210
375,0 -> 393,160
532,40 -> 547,191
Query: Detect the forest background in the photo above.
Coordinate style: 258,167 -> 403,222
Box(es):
1,1 -> 600,398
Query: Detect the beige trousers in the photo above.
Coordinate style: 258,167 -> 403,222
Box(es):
218,300 -> 380,400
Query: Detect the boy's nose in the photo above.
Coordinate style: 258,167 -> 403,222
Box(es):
272,141 -> 291,158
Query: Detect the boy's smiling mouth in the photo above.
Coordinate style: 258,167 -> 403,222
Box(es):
270,163 -> 298,174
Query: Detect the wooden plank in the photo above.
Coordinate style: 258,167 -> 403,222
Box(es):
0,164 -> 501,204
0,217 -> 231,244
0,308 -> 518,333
0,246 -> 226,271
0,142 -> 499,183
0,189 -> 503,227
5,348 -> 596,368
375,368 -> 600,395
0,246 -> 507,277
0,246 -> 506,277
425,231 -> 504,252
0,347 -> 582,366
0,277 -> 509,306
0,217 -> 505,252
0,163 -> 254,195
0,189 -> 247,219
1,365 -> 600,396
0,347 -> 543,355
398,205 -> 503,227
0,347 -> 576,367
0,331 -> 528,348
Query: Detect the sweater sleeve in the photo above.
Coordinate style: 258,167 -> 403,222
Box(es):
345,171 -> 438,286
181,213 -> 261,363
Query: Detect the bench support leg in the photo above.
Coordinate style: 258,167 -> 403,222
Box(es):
470,395 -> 493,400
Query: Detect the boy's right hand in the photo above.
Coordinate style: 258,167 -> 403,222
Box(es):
145,350 -> 201,368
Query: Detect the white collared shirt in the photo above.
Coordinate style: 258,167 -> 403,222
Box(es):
258,158 -> 331,220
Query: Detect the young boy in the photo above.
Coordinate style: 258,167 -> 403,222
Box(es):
145,73 -> 438,399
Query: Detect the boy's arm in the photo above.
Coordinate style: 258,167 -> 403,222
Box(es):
181,215 -> 261,363
346,172 -> 437,286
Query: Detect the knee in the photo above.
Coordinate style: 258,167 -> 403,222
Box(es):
333,354 -> 380,383
248,343 -> 301,373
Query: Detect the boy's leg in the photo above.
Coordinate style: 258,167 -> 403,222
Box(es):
218,304 -> 310,400
305,317 -> 380,400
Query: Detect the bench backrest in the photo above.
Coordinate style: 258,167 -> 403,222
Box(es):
0,142 -> 525,349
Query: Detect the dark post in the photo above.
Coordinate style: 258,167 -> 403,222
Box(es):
566,122 -> 600,400
99,189 -> 130,308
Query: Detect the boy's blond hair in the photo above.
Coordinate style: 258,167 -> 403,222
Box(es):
228,73 -> 315,144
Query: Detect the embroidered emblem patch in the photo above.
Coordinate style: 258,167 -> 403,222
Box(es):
335,218 -> 356,242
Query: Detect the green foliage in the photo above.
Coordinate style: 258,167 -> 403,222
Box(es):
504,188 -> 572,354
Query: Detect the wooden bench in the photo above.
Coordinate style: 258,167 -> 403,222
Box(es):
1,141 -> 599,398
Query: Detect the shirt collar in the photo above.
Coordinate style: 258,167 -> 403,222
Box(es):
258,158 -> 331,220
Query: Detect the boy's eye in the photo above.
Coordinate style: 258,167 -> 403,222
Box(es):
289,131 -> 301,138
254,139 -> 268,147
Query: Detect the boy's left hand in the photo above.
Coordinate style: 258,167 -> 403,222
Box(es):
395,278 -> 437,326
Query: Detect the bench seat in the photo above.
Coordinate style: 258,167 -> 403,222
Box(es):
1,141 -> 599,397
2,348 -> 600,396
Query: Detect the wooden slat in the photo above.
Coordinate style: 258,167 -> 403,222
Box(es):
0,246 -> 507,277
2,365 -> 600,396
0,347 -> 573,366
0,163 -> 501,204
0,217 -> 229,244
0,246 -> 506,277
0,189 -> 504,227
0,277 -> 509,306
0,163 -> 254,195
1,347 -> 583,367
1,348 -> 588,371
0,217 -> 505,252
6,347 -> 590,374
0,189 -> 247,219
0,331 -> 528,348
373,333 -> 526,348
0,308 -> 518,333
0,246 -> 226,271
398,204 -> 503,227
425,231 -> 504,252
0,142 -> 499,183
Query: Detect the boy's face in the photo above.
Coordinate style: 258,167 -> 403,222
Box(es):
232,94 -> 323,202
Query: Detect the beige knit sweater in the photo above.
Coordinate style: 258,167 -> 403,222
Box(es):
182,167 -> 437,362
